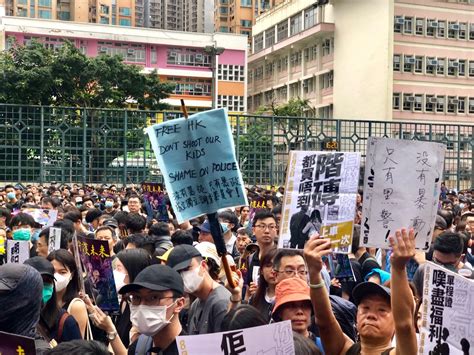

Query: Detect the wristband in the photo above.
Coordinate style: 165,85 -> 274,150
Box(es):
308,280 -> 325,290
230,296 -> 241,303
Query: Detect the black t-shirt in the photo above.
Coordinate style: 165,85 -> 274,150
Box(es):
245,252 -> 260,286
128,330 -> 185,355
113,300 -> 132,348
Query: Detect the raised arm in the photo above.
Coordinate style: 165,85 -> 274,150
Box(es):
304,237 -> 353,355
388,229 -> 417,355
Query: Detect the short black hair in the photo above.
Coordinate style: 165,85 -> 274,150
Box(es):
9,212 -> 36,229
44,340 -> 110,355
116,249 -> 152,283
433,231 -> 464,256
85,209 -> 102,223
273,248 -> 303,271
171,230 -> 194,246
126,213 -> 146,234
39,227 -> 70,250
148,222 -> 170,237
271,205 -> 282,215
252,211 -> 276,227
63,210 -> 82,224
438,209 -> 454,228
53,219 -> 75,236
220,305 -> 267,331
218,211 -> 239,232
0,207 -> 12,226
113,211 -> 129,226
41,196 -> 61,208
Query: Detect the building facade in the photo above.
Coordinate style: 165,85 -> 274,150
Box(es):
0,16 -> 247,112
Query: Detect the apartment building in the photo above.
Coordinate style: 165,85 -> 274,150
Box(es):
0,16 -> 247,112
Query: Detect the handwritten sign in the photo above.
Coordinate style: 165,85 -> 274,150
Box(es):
278,151 -> 360,252
361,138 -> 445,250
419,262 -> 474,354
0,331 -> 36,355
76,235 -> 119,313
177,321 -> 294,355
146,108 -> 247,223
48,227 -> 62,254
6,240 -> 29,264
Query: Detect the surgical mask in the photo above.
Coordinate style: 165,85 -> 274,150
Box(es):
42,284 -> 54,304
6,192 -> 16,200
459,203 -> 465,209
12,228 -> 31,241
105,201 -> 114,208
181,266 -> 204,294
113,270 -> 127,293
130,303 -> 175,336
31,229 -> 40,242
54,273 -> 71,292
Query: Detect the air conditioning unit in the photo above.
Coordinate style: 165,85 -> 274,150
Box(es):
449,23 -> 460,31
405,56 -> 416,64
99,46 -> 108,52
429,97 -> 438,104
195,54 -> 203,61
169,51 -> 177,57
406,96 -> 416,103
427,59 -> 438,66
428,20 -> 439,28
449,98 -> 459,104
448,60 -> 459,68
395,17 -> 405,25
460,24 -> 467,31
127,49 -> 135,55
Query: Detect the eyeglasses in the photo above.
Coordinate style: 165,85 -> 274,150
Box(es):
126,294 -> 174,306
275,268 -> 308,277
254,224 -> 277,231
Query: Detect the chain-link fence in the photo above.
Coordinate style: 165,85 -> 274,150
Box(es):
1,104 -> 473,189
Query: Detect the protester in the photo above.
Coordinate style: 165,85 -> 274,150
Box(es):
95,225 -> 118,256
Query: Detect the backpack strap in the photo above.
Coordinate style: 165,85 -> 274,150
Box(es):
57,311 -> 69,341
135,334 -> 154,355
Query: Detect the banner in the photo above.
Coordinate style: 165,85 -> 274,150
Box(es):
177,321 -> 294,355
419,262 -> 474,354
6,240 -> 29,264
0,331 -> 36,355
361,138 -> 445,250
76,235 -> 119,313
146,108 -> 248,223
278,151 -> 360,252
141,182 -> 169,222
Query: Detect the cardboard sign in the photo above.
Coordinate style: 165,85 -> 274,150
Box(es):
361,138 -> 445,250
76,236 -> 119,313
146,108 -> 247,223
278,151 -> 360,252
0,331 -> 36,355
419,262 -> 474,354
177,321 -> 295,355
6,240 -> 29,264
48,227 -> 62,254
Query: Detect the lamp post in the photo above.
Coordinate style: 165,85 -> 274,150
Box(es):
204,45 -> 225,109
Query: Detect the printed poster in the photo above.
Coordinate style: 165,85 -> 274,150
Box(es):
278,151 -> 361,253
76,235 -> 119,313
141,182 -> 168,222
146,108 -> 248,223
0,331 -> 36,355
48,227 -> 62,254
419,262 -> 474,354
361,138 -> 445,250
17,208 -> 58,227
177,321 -> 294,355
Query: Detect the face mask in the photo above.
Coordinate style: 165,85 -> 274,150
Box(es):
113,270 -> 127,292
130,303 -> 175,336
434,259 -> 457,273
54,273 -> 71,292
42,284 -> 54,304
181,266 -> 204,294
459,203 -> 465,209
31,229 -> 40,242
6,192 -> 16,200
105,201 -> 114,208
12,228 -> 31,241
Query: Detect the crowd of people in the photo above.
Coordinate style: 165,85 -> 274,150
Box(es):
0,182 -> 473,354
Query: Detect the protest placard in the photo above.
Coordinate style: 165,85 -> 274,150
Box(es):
278,151 -> 360,252
0,331 -> 36,355
361,138 -> 445,250
6,240 -> 29,264
177,320 -> 294,355
20,208 -> 58,227
141,182 -> 168,222
419,261 -> 474,355
76,235 -> 119,313
48,227 -> 62,254
146,108 -> 247,223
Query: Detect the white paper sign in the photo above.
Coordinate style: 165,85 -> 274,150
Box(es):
7,240 -> 30,264
48,227 -> 62,253
419,262 -> 474,354
361,138 -> 445,250
177,321 -> 294,355
278,151 -> 360,252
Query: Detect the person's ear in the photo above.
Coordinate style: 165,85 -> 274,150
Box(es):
173,297 -> 186,313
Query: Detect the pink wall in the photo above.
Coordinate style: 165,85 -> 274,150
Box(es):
219,49 -> 245,66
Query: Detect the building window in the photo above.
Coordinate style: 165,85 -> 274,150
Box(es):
151,47 -> 157,64
253,33 -> 264,52
303,78 -> 314,94
469,24 -> 474,40
459,23 -> 467,39
100,4 -> 110,14
436,96 -> 445,113
393,55 -> 401,71
426,57 -> 437,74
217,95 -> 245,112
448,22 -> 459,39
255,66 -> 263,80
468,98 -> 474,114
277,20 -> 288,42
403,55 -> 415,72
458,97 -> 466,113
304,5 -> 317,29
265,62 -> 274,78
447,96 -> 457,113
447,59 -> 459,76
290,51 -> 302,68
393,93 -> 401,109
218,64 -> 245,81
171,77 -> 212,96
241,30 -> 250,36
304,45 -> 318,62
220,27 -> 229,32
119,18 -> 131,26
403,94 -> 414,111
38,0 -> 51,7
241,20 -> 252,27
265,28 -> 275,47
240,0 -> 251,7
100,16 -> 109,24
167,48 -> 211,67
437,21 -> 446,37
38,9 -> 51,18
437,58 -> 445,75
394,16 -> 403,33
415,18 -> 424,35
322,39 -> 331,56
414,56 -> 423,73
427,19 -> 436,37
404,17 -> 413,34
119,7 -> 131,16
414,95 -> 423,111
57,11 -> 70,20
290,13 -> 302,36
468,61 -> 474,77
425,95 -> 435,112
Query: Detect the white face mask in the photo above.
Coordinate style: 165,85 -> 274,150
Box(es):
181,266 -> 204,294
113,270 -> 127,293
54,273 -> 71,292
130,303 -> 175,336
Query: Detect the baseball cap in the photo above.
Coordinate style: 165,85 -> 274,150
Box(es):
352,281 -> 391,306
157,247 -> 174,262
24,256 -> 55,280
0,264 -> 31,291
103,218 -> 119,229
273,278 -> 311,316
435,215 -> 447,230
195,242 -> 221,267
167,244 -> 202,271
85,209 -> 103,223
119,264 -> 184,295
199,220 -> 229,234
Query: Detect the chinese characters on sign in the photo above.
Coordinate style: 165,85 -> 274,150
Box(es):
361,138 -> 445,250
48,227 -> 62,254
0,331 -> 36,355
419,262 -> 474,354
279,151 -> 360,252
177,320 -> 294,355
146,109 -> 247,223
6,240 -> 29,264
141,182 -> 168,222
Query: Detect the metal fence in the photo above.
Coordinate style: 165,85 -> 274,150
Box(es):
1,104 -> 473,189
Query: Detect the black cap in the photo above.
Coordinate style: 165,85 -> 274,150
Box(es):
85,209 -> 103,223
119,264 -> 183,295
0,264 -> 30,291
103,218 -> 118,229
24,256 -> 55,280
435,215 -> 447,230
352,282 -> 391,306
167,245 -> 202,271
447,189 -> 457,196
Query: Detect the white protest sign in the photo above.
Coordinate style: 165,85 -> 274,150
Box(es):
146,108 -> 248,223
7,240 -> 30,264
48,227 -> 62,253
278,151 -> 360,252
361,138 -> 445,250
419,261 -> 474,354
177,321 -> 294,355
